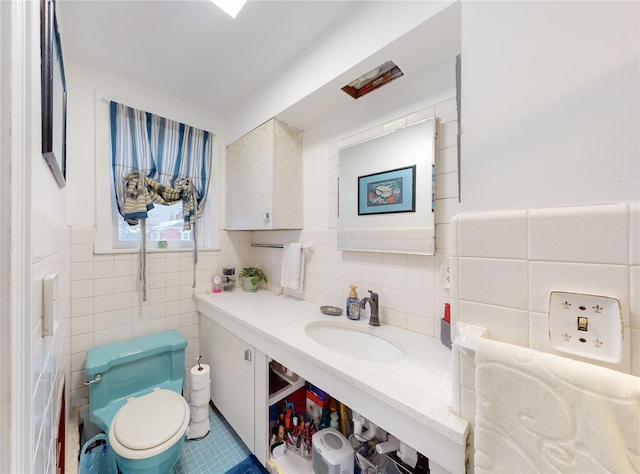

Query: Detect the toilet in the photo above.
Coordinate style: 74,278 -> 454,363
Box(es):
85,330 -> 190,474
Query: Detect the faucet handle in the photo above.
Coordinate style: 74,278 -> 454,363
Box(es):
368,290 -> 379,304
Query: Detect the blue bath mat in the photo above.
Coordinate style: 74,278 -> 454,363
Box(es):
224,455 -> 267,474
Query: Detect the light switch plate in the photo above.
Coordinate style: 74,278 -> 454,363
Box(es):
43,273 -> 59,337
548,291 -> 623,363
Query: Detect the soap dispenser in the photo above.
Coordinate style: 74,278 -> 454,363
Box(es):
346,285 -> 360,320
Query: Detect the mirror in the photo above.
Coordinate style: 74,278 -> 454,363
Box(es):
338,118 -> 435,255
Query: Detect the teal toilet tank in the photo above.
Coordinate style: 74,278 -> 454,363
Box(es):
86,330 -> 187,432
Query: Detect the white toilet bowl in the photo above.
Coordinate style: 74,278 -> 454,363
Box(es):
108,388 -> 190,474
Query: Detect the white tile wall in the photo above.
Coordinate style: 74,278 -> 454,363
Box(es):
630,203 -> 639,265
31,211 -> 71,473
450,202 -> 640,423
458,209 -> 528,259
69,229 -> 252,404
249,98 -> 461,338
528,203 -> 629,264
69,99 -> 461,407
458,258 -> 529,310
528,261 -> 629,319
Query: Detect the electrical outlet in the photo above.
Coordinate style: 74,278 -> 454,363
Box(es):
440,259 -> 451,289
548,291 -> 623,363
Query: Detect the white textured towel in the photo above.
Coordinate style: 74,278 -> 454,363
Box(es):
280,243 -> 304,291
474,338 -> 640,474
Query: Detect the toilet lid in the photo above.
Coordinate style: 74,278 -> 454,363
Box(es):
113,388 -> 188,450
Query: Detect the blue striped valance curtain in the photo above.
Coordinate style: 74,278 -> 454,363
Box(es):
110,101 -> 213,300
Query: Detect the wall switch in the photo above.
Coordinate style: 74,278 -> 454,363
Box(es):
548,291 -> 623,363
43,273 -> 59,337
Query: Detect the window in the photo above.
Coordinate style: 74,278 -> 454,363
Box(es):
113,201 -> 198,250
95,91 -> 218,253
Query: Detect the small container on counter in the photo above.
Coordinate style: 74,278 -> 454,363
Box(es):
222,266 -> 236,291
440,303 -> 452,349
346,285 -> 360,320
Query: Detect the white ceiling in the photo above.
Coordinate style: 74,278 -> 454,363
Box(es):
277,2 -> 461,131
57,0 -> 359,116
57,0 -> 461,134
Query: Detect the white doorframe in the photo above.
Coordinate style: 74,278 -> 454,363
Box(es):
0,0 -> 7,470
2,1 -> 33,472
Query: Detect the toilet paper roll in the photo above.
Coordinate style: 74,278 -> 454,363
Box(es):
190,404 -> 209,423
186,419 -> 210,440
190,386 -> 210,407
375,436 -> 400,454
190,364 -> 211,391
397,442 -> 418,469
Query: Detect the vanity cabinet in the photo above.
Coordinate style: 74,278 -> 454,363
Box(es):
199,312 -> 421,474
226,118 -> 303,230
199,317 -> 268,455
199,315 -> 304,466
196,292 -> 469,474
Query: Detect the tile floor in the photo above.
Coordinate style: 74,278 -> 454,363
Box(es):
174,405 -> 252,474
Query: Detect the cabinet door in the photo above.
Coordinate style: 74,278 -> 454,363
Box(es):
226,120 -> 274,230
272,119 -> 303,229
200,317 -> 255,451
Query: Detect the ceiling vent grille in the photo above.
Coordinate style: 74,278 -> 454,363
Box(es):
341,61 -> 404,99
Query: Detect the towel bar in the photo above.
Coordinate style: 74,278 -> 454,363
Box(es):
250,243 -> 314,251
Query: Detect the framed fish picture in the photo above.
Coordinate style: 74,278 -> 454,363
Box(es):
358,165 -> 416,215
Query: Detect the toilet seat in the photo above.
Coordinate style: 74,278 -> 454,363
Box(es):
109,388 -> 189,460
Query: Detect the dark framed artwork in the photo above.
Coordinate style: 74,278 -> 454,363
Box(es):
41,0 -> 67,188
358,165 -> 416,215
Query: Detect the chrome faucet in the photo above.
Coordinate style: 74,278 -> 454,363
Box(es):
360,290 -> 380,326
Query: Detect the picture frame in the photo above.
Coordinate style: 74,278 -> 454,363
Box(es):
358,165 -> 416,215
41,0 -> 67,188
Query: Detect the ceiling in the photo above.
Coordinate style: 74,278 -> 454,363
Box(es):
57,1 -> 461,135
57,0 -> 359,116
277,2 -> 461,131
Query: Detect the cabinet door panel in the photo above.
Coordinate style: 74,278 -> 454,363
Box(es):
200,317 -> 255,451
226,120 -> 274,230
225,118 -> 302,230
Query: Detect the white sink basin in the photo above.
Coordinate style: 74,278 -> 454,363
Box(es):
305,322 -> 405,362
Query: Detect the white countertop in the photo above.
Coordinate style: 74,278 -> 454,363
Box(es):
195,290 -> 469,470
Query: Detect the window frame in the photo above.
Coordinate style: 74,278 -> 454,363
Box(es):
94,90 -> 218,253
111,201 -> 200,251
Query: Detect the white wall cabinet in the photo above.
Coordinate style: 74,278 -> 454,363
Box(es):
226,118 -> 303,230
